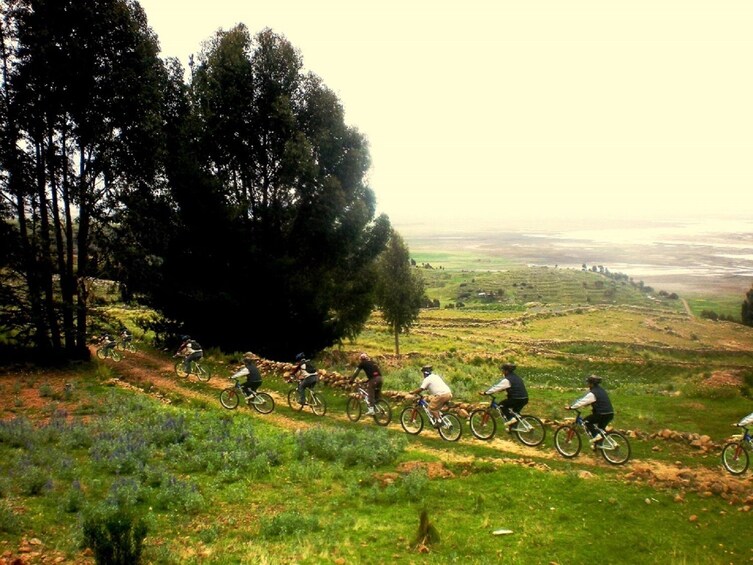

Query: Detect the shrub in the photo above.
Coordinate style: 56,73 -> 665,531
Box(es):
0,500 -> 23,534
294,427 -> 406,468
82,504 -> 148,565
153,474 -> 204,514
261,511 -> 321,539
63,481 -> 86,513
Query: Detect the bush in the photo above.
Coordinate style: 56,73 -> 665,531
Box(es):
261,511 -> 321,539
82,504 -> 148,565
294,427 -> 406,468
0,500 -> 22,534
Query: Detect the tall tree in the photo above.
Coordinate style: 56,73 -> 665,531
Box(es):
0,0 -> 166,358
742,283 -> 753,327
375,230 -> 425,355
135,26 -> 390,359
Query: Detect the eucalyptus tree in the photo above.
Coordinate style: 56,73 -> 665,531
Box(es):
375,230 -> 426,356
0,0 -> 166,357
151,26 -> 390,359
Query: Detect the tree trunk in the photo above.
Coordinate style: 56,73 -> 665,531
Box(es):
35,139 -> 61,351
74,149 -> 90,356
48,127 -> 76,352
394,323 -> 400,356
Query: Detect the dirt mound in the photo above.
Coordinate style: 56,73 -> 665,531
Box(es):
700,370 -> 744,389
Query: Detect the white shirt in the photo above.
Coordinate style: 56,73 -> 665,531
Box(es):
738,411 -> 753,427
569,392 -> 596,410
485,377 -> 510,395
420,373 -> 451,396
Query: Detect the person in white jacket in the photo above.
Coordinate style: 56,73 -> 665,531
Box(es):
410,365 -> 453,426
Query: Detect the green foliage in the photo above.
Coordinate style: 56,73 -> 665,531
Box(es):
294,426 -> 406,468
82,504 -> 148,565
0,500 -> 23,534
375,231 -> 426,354
260,511 -> 321,539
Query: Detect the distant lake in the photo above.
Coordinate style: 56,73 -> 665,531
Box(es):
398,216 -> 753,295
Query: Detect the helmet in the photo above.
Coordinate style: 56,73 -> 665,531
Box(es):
501,362 -> 516,372
243,351 -> 254,359
359,352 -> 369,361
586,375 -> 602,386
421,365 -> 433,375
295,352 -> 306,362
181,335 -> 190,341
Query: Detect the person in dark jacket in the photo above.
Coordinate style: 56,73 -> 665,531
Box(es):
349,352 -> 384,415
480,362 -> 528,427
291,352 -> 318,405
566,375 -> 615,448
231,352 -> 262,398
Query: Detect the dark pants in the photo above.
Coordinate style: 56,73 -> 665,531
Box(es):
184,351 -> 203,372
366,375 -> 383,406
585,413 -> 614,438
298,374 -> 317,404
243,380 -> 261,395
501,397 -> 528,420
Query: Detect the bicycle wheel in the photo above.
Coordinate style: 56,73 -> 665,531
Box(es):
469,408 -> 497,440
175,360 -> 189,378
196,364 -> 211,382
373,399 -> 392,426
600,431 -> 631,465
96,348 -> 107,360
126,342 -> 136,352
111,350 -> 122,362
514,415 -> 546,447
251,392 -> 275,414
220,388 -> 240,410
554,425 -> 582,458
115,342 -> 125,352
310,391 -> 327,416
287,389 -> 304,411
400,407 -> 424,435
438,413 -> 463,442
721,442 -> 749,475
346,396 -> 362,422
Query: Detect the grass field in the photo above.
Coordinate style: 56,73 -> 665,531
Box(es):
1,257 -> 753,564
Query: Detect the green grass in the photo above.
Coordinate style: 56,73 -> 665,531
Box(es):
1,371 -> 751,564
3,260 -> 753,562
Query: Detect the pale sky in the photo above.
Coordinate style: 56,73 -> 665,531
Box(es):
137,0 -> 753,230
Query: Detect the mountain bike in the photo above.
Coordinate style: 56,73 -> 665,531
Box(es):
219,375 -> 274,414
468,395 -> 546,446
115,337 -> 136,353
286,376 -> 327,416
96,345 -> 122,362
553,409 -> 631,465
346,382 -> 392,426
399,395 -> 463,442
174,355 -> 211,382
722,424 -> 752,475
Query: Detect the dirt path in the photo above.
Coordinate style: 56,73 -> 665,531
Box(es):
94,348 -> 753,505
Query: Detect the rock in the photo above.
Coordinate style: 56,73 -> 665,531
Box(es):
689,515 -> 698,522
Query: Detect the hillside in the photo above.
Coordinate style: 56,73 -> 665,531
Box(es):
3,260 -> 753,562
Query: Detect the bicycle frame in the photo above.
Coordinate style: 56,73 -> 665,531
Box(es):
572,411 -> 618,450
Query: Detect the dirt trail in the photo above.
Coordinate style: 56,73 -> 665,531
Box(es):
84,347 -> 751,505
5,347 -> 748,506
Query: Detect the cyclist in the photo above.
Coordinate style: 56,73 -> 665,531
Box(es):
176,335 -> 203,374
119,327 -> 133,348
566,375 -> 614,448
231,352 -> 263,400
291,352 -> 318,405
98,333 -> 116,355
409,365 -> 454,427
479,362 -> 528,428
349,352 -> 383,415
